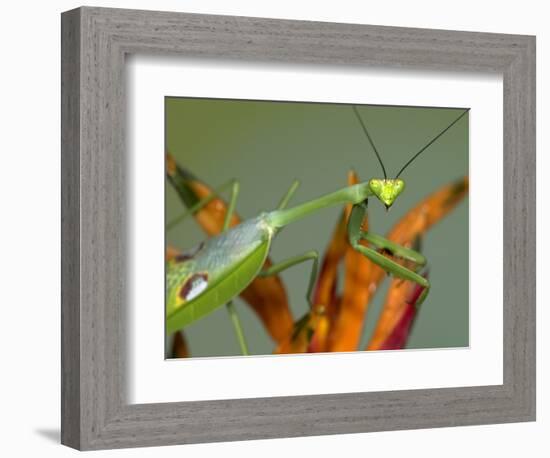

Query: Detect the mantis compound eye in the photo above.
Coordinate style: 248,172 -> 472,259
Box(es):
369,178 -> 383,193
393,179 -> 405,194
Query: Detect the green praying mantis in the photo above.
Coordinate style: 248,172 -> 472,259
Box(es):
166,105 -> 469,355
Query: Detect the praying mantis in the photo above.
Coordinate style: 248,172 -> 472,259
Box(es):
166,105 -> 469,355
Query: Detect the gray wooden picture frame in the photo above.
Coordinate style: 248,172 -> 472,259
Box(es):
61,6 -> 536,451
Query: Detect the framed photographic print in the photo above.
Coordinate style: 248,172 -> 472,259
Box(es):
61,6 -> 536,450
164,98 -> 470,360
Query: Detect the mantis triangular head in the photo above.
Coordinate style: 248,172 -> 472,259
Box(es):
369,178 -> 405,210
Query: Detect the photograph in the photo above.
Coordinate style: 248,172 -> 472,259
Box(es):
165,98 -> 469,358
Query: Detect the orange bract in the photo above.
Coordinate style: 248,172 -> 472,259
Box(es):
171,330 -> 190,358
167,153 -> 240,235
367,275 -> 417,350
387,177 -> 469,246
274,306 -> 328,354
370,281 -> 426,350
165,245 -> 180,262
311,211 -> 347,336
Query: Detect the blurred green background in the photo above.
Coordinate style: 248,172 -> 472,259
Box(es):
165,97 -> 469,358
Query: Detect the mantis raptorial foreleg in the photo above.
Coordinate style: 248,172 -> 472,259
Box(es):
259,250 -> 319,310
360,232 -> 427,268
347,203 -> 430,306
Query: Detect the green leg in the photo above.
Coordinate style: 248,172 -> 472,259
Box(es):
259,250 -> 319,309
226,300 -> 249,355
166,178 -> 238,231
348,204 -> 430,306
277,179 -> 301,210
222,180 -> 240,231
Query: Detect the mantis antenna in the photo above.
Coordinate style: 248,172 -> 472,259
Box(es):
395,108 -> 470,179
352,105 -> 387,180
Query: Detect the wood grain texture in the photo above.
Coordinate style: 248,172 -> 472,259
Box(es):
61,8 -> 81,449
61,6 -> 536,450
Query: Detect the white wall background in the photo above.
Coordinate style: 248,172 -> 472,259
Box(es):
0,1 -> 546,456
